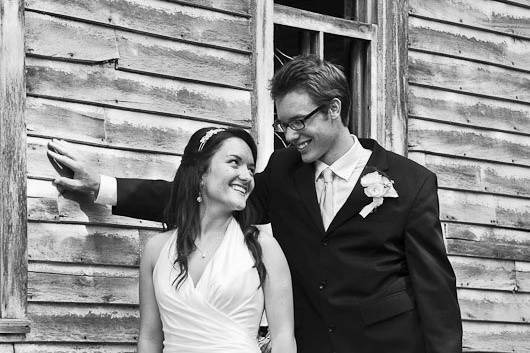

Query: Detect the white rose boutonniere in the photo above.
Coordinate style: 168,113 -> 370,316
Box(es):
359,170 -> 398,218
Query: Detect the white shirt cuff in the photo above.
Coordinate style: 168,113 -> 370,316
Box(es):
94,175 -> 117,206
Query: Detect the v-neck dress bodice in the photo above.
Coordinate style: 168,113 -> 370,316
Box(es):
153,218 -> 264,353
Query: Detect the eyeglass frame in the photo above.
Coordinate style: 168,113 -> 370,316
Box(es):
272,104 -> 327,133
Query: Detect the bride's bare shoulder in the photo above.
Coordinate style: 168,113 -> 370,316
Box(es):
142,229 -> 176,265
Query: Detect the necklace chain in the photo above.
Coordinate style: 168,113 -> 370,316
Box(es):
194,234 -> 223,260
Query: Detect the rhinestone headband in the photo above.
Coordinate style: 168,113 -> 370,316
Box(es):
198,128 -> 225,151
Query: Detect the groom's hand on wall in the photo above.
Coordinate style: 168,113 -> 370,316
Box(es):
47,139 -> 101,195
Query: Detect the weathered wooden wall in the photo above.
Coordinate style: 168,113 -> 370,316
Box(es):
407,0 -> 530,351
16,0 -> 253,351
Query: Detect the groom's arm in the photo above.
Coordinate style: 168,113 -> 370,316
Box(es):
114,178 -> 172,222
404,173 -> 462,353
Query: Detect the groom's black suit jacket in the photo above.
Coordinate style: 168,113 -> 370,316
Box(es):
114,139 -> 462,353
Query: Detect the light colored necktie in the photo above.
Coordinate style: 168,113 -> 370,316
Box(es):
318,167 -> 334,230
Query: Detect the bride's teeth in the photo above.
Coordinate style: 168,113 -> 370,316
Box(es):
232,185 -> 246,194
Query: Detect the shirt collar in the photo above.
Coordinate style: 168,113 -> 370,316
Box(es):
314,135 -> 366,182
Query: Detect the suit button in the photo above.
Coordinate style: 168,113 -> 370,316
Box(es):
328,325 -> 335,333
319,281 -> 326,290
321,239 -> 328,246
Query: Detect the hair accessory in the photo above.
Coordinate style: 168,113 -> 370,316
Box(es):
198,128 -> 225,151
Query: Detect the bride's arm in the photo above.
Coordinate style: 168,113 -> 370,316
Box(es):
260,232 -> 297,353
138,234 -> 167,353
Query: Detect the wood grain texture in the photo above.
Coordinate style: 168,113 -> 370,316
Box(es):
444,223 -> 530,261
408,85 -> 530,134
0,0 -> 28,320
28,137 -> 179,180
439,189 -> 530,230
409,16 -> 530,71
25,0 -> 252,52
25,303 -> 138,342
409,51 -> 530,103
516,261 -> 530,292
409,0 -> 530,38
115,30 -> 252,89
376,0 -> 409,155
26,97 -> 225,155
27,223 -> 142,266
0,345 -> 13,353
458,288 -> 530,323
28,263 -> 138,305
14,343 -> 136,353
25,12 -> 252,88
408,118 -> 530,166
26,58 -> 252,125
409,152 -> 530,197
169,0 -> 251,15
25,11 -> 119,63
450,255 -> 517,292
462,321 -> 530,352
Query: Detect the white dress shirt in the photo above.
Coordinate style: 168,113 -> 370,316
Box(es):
314,135 -> 372,223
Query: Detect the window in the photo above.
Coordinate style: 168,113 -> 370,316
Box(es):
0,0 -> 30,335
253,0 -> 408,167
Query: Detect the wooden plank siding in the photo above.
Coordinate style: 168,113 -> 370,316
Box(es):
21,0 -> 254,349
408,0 -> 530,351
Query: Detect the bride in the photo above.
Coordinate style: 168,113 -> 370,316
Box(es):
137,127 -> 296,353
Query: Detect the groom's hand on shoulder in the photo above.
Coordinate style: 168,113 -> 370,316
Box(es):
47,139 -> 101,195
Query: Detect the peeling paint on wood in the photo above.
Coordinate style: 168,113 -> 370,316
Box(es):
409,16 -> 530,70
444,223 -> 530,261
26,57 -> 252,125
450,256 -> 516,292
26,303 -> 138,342
27,137 -> 179,180
28,268 -> 138,305
25,12 -> 252,88
25,12 -> 119,63
27,223 -> 142,266
409,119 -> 530,166
516,261 -> 530,293
462,321 -> 530,351
409,51 -> 530,103
14,343 -> 136,353
439,189 -> 530,230
409,152 -> 530,197
26,97 -> 226,155
116,31 -> 252,89
409,0 -> 530,38
25,0 -> 252,51
458,289 -> 530,323
408,85 -> 530,135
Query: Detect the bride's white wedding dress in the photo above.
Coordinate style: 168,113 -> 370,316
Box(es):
153,217 -> 264,353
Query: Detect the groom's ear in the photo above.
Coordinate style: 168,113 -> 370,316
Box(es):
328,98 -> 342,121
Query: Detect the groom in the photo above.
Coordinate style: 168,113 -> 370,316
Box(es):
49,56 -> 462,353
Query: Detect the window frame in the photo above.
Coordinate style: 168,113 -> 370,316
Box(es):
253,0 -> 409,167
0,0 -> 30,335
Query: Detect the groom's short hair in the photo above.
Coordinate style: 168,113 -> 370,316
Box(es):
270,55 -> 351,126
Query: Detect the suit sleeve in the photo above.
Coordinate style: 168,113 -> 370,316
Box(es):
248,156 -> 274,225
113,178 -> 172,222
403,173 -> 462,353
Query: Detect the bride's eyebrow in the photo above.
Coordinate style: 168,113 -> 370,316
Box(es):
227,154 -> 255,167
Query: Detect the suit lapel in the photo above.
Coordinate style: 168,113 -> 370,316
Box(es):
293,162 -> 326,234
326,139 -> 389,235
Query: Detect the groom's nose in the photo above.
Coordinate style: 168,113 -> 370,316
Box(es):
284,127 -> 299,144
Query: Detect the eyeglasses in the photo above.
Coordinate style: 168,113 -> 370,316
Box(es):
272,104 -> 326,133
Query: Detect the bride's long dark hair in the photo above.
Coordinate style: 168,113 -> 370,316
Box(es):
164,127 -> 266,289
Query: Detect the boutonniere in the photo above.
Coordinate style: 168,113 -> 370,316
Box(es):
359,170 -> 398,218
